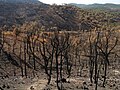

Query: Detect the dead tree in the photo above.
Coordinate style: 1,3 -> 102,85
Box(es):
94,32 -> 100,90
88,34 -> 95,83
51,31 -> 70,90
19,43 -> 24,77
38,33 -> 55,84
26,32 -> 40,77
0,28 -> 3,54
87,31 -> 100,90
27,34 -> 36,76
23,39 -> 27,78
97,31 -> 118,87
64,49 -> 72,78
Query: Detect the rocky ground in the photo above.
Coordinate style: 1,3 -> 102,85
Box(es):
0,67 -> 120,90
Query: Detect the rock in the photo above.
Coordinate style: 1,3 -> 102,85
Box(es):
30,86 -> 34,90
83,81 -> 89,90
113,84 -> 116,87
61,78 -> 67,83
21,81 -> 25,84
5,75 -> 9,78
2,84 -> 6,88
7,85 -> 10,89
83,81 -> 86,85
0,87 -> 4,90
1,77 -> 4,79
76,86 -> 80,89
109,84 -> 112,87
89,83 -> 92,86
84,87 -> 89,90
56,78 -> 67,83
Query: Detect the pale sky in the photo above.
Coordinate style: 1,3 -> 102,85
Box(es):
39,0 -> 120,5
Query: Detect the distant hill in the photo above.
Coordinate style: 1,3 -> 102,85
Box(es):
70,3 -> 120,11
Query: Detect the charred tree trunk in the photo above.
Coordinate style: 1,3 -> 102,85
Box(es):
19,44 -> 24,77
24,41 -> 27,78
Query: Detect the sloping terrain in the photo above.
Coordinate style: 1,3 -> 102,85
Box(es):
0,1 -> 120,90
0,1 -> 82,31
0,1 -> 120,31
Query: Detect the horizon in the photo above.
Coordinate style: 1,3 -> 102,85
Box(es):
38,0 -> 120,5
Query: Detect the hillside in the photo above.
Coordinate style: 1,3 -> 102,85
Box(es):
0,1 -> 120,90
0,1 -> 120,31
0,1 -> 90,31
